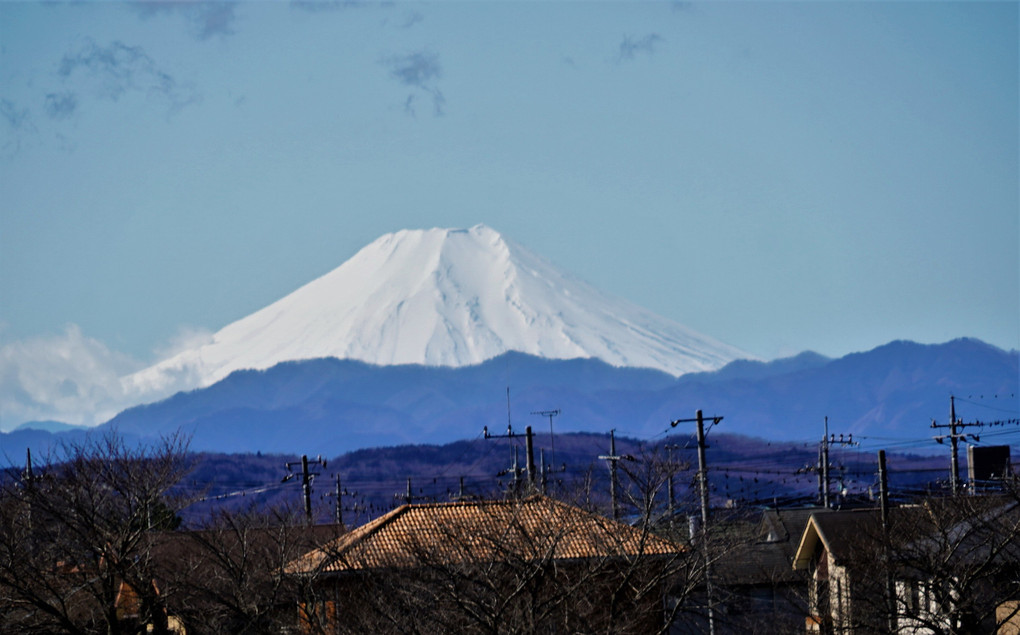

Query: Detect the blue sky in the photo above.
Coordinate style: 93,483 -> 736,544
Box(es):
1,1 -> 1017,428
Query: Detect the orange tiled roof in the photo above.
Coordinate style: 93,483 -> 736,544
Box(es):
286,495 -> 681,575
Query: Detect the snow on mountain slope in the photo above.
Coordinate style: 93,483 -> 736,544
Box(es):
123,225 -> 751,396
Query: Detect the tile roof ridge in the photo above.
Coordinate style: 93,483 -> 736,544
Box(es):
405,494 -> 550,510
326,504 -> 410,557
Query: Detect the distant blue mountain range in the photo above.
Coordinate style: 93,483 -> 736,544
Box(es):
1,338 -> 1016,465
12,420 -> 88,434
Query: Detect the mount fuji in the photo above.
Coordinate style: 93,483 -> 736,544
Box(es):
123,225 -> 750,398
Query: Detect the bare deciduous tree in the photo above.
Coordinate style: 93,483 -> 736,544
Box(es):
883,489 -> 1020,634
0,431 -> 190,635
161,504 -> 342,634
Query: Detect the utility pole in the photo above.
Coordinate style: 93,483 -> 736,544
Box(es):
283,454 -> 327,524
539,448 -> 547,493
671,410 -> 723,635
671,411 -> 721,532
948,395 -> 961,495
598,429 -> 632,520
796,419 -> 856,508
821,417 -> 830,508
664,444 -> 684,520
511,446 -> 522,493
878,450 -> 889,528
484,424 -> 537,494
822,428 -> 857,508
931,396 -> 984,495
525,426 -> 536,487
695,413 -> 711,539
396,477 -> 431,506
22,448 -> 35,539
536,439 -> 567,495
333,474 -> 345,526
878,450 -> 896,633
323,473 -> 356,525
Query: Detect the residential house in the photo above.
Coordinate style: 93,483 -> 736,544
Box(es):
712,507 -> 824,633
285,494 -> 686,634
793,498 -> 1020,634
793,508 -> 899,633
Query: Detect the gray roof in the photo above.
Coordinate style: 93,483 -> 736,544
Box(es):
715,507 -> 825,585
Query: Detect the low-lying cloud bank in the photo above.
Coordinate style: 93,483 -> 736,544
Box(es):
0,324 -> 209,431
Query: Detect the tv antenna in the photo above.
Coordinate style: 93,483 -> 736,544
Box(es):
531,409 -> 560,470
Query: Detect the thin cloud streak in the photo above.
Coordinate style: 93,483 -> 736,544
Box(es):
0,99 -> 32,130
617,33 -> 663,61
381,50 -> 444,116
400,11 -> 424,28
131,1 -> 238,41
290,0 -> 373,13
58,39 -> 199,115
0,98 -> 35,154
45,92 -> 78,120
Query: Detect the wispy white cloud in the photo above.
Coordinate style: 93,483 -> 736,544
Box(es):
152,325 -> 214,361
0,325 -> 140,430
0,324 -> 213,431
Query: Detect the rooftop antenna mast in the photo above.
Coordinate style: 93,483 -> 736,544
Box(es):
531,409 -> 560,470
505,385 -> 513,467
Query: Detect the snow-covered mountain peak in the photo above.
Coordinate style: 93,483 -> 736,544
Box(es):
123,225 -> 752,397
